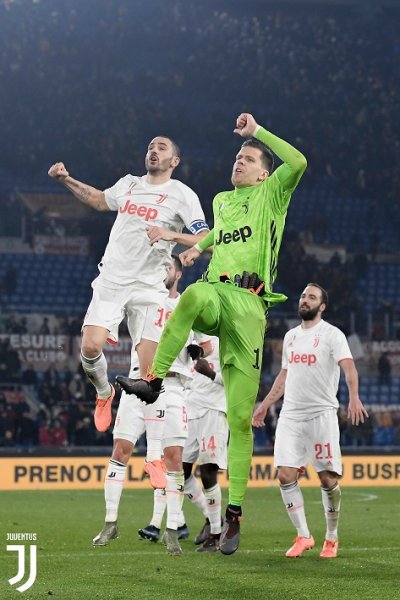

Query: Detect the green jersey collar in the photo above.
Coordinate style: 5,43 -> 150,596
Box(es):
233,184 -> 256,197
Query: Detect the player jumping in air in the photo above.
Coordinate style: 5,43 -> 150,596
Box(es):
117,112 -> 307,555
48,137 -> 208,442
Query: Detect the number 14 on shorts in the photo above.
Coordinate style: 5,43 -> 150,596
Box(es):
201,435 -> 217,452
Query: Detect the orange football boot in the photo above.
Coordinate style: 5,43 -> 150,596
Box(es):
285,535 -> 315,558
94,384 -> 115,432
320,539 -> 338,558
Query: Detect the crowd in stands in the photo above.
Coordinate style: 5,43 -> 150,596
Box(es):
0,362 -> 114,448
0,313 -> 84,336
1,328 -> 399,449
1,1 -> 399,226
275,232 -> 364,333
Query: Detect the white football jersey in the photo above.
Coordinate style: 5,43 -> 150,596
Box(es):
187,337 -> 226,418
280,319 -> 353,420
101,175 -> 208,285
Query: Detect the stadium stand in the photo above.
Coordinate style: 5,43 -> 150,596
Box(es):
1,0 -> 399,448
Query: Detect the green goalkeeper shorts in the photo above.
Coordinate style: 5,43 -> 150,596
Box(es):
192,281 -> 267,382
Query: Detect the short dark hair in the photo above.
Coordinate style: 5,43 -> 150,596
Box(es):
171,253 -> 183,272
158,136 -> 180,158
306,282 -> 328,308
241,138 -> 274,173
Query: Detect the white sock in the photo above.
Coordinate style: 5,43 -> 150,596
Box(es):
150,488 -> 167,529
104,459 -> 126,522
184,474 -> 208,518
144,401 -> 165,461
321,483 -> 341,541
166,471 -> 184,531
145,440 -> 162,463
204,483 -> 222,535
177,509 -> 186,528
81,352 -> 111,399
280,481 -> 310,538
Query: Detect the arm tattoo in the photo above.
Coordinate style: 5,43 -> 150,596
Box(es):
64,180 -> 93,205
75,185 -> 92,204
63,179 -> 105,210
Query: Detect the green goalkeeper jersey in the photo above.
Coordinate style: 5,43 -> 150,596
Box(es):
198,127 -> 307,305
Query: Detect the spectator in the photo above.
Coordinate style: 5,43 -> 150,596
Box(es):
51,418 -> 68,447
39,317 -> 51,335
16,411 -> 37,447
68,373 -> 86,401
74,417 -> 96,446
22,364 -> 38,386
1,430 -> 16,447
378,352 -> 392,386
344,413 -> 375,447
38,421 -> 53,446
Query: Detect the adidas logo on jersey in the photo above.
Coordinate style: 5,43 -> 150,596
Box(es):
215,225 -> 252,245
119,200 -> 158,221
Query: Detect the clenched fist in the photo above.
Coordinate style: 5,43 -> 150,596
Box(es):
233,113 -> 258,138
48,162 -> 69,180
179,246 -> 200,267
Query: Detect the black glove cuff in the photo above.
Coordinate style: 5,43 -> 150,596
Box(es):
187,344 -> 204,360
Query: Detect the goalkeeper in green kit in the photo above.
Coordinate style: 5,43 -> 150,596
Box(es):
117,113 -> 307,554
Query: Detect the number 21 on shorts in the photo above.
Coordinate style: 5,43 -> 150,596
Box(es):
314,443 -> 333,460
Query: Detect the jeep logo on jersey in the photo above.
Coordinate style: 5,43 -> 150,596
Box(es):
215,226 -> 252,245
288,352 -> 317,365
119,200 -> 158,221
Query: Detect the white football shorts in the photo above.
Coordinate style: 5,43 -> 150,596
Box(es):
274,408 -> 342,475
83,275 -> 167,344
162,376 -> 189,449
182,409 -> 228,469
113,391 -> 166,446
